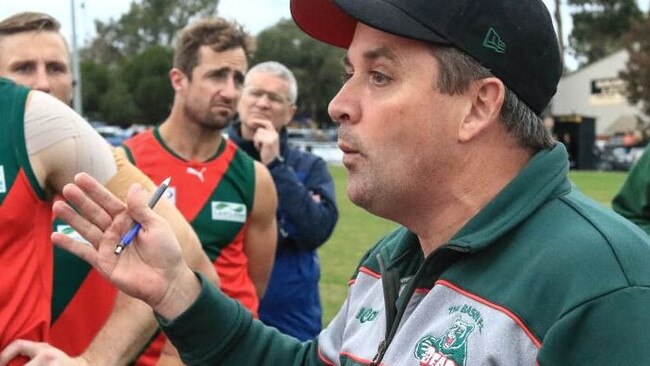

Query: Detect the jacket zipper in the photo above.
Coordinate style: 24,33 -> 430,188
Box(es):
369,245 -> 468,366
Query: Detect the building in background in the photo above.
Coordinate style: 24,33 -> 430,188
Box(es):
551,50 -> 647,138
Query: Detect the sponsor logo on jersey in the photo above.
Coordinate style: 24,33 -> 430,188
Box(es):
355,307 -> 380,323
414,316 -> 478,366
186,166 -> 206,182
0,165 -> 5,193
211,201 -> 247,223
56,224 -> 91,246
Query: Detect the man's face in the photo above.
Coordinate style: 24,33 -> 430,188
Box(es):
237,71 -> 296,132
0,30 -> 72,104
328,23 -> 468,220
179,46 -> 247,131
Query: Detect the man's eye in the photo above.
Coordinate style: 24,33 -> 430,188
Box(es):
370,71 -> 391,86
250,90 -> 264,97
268,94 -> 283,103
210,70 -> 229,81
48,65 -> 68,74
234,73 -> 244,88
14,65 -> 34,74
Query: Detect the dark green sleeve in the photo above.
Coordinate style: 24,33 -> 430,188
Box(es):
537,287 -> 650,365
158,273 -> 325,366
612,147 -> 650,235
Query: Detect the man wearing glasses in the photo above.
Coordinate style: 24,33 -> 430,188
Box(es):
227,61 -> 338,341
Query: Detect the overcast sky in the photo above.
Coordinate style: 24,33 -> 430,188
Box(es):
0,0 -> 291,42
1,0 -> 648,71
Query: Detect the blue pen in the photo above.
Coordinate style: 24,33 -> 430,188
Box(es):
114,177 -> 171,255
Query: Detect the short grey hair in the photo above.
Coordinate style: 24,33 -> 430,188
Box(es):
245,61 -> 298,104
431,46 -> 554,151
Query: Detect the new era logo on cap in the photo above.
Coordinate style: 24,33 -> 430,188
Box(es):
483,28 -> 506,54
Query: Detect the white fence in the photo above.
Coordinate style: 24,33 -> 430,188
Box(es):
288,141 -> 343,166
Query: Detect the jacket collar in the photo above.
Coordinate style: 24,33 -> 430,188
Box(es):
451,143 -> 571,251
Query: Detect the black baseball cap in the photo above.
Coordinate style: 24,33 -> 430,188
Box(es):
290,0 -> 562,115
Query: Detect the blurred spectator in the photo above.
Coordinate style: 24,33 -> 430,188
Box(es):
228,61 -> 338,341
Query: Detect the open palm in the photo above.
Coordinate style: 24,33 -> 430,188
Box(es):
51,173 -> 186,309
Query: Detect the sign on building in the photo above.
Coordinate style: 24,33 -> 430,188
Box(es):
590,77 -> 626,106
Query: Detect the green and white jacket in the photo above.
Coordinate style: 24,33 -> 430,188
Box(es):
160,144 -> 650,366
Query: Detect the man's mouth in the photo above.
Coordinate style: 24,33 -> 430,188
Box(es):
338,140 -> 359,155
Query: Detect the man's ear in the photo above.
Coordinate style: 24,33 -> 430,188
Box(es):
169,68 -> 188,91
458,77 -> 505,142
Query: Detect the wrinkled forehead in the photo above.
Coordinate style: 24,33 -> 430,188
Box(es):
245,71 -> 288,88
0,30 -> 70,61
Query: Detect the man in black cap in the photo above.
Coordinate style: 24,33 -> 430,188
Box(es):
20,0 -> 650,365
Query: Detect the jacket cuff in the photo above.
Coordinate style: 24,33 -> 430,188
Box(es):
156,272 -> 251,363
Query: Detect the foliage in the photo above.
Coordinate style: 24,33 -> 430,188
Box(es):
619,14 -> 650,116
83,45 -> 174,127
97,81 -> 140,127
252,19 -> 345,128
568,0 -> 643,66
120,45 -> 175,124
80,61 -> 111,122
83,0 -> 217,66
80,0 -> 213,125
79,2 -> 345,128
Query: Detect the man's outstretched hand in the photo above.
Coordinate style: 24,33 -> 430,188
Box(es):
51,173 -> 200,320
0,340 -> 90,366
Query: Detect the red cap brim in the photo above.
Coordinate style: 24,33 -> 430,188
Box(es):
290,0 -> 357,48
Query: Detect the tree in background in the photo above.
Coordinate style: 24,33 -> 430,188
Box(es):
84,0 -> 217,65
119,45 -> 174,124
96,45 -> 174,127
568,0 -> 643,66
252,19 -> 345,128
619,14 -> 650,117
79,0 -> 217,126
80,60 -> 111,122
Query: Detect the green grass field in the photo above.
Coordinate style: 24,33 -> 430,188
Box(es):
317,167 -> 629,324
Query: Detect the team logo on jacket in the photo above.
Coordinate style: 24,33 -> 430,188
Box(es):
355,307 -> 380,323
0,165 -> 5,193
211,201 -> 247,222
414,317 -> 476,366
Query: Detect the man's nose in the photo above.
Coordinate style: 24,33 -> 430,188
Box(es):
32,68 -> 52,93
220,77 -> 240,101
255,93 -> 273,108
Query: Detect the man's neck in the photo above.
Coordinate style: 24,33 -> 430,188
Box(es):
411,141 -> 533,257
158,117 -> 224,162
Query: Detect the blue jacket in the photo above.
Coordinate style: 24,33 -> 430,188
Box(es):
227,121 -> 338,340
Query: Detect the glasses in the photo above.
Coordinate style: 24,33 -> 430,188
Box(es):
244,87 -> 292,106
